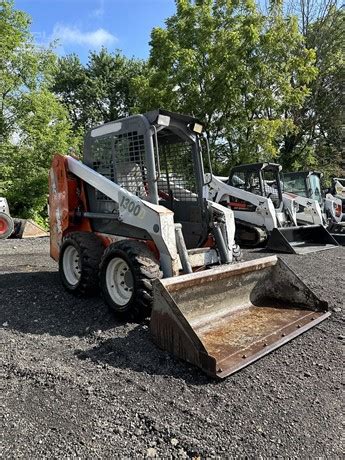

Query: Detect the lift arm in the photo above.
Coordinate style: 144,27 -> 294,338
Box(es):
49,154 -> 179,277
203,174 -> 278,231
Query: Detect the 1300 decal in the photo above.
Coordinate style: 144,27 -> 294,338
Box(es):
119,195 -> 144,218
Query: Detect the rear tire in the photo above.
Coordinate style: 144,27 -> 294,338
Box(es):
59,232 -> 104,296
100,240 -> 162,321
0,212 -> 14,239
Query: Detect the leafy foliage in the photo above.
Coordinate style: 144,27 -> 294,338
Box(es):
0,0 -> 78,222
0,0 -> 343,223
2,90 -> 80,222
52,49 -> 148,132
279,2 -> 344,180
134,0 -> 317,171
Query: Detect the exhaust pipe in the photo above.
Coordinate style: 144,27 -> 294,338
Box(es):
150,256 -> 330,378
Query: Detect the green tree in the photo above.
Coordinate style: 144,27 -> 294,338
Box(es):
52,48 -> 148,132
134,0 -> 317,171
0,0 -> 78,222
279,2 -> 344,178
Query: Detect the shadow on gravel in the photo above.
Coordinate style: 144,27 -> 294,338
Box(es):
1,270 -> 214,383
0,271 -> 117,337
75,327 -> 212,385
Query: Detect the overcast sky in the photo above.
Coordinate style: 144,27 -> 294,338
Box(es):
15,0 -> 176,61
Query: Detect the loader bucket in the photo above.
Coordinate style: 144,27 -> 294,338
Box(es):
150,256 -> 330,379
12,219 -> 48,239
266,225 -> 338,254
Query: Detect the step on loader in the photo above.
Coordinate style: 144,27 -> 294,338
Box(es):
203,163 -> 338,253
49,110 -> 330,378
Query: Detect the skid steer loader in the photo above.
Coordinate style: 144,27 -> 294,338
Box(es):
0,197 -> 47,239
203,163 -> 338,254
283,171 -> 345,245
49,110 -> 330,378
324,177 -> 345,223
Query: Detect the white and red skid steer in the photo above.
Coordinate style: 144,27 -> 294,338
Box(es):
49,110 -> 330,378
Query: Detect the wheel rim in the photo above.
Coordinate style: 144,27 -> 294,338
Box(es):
62,245 -> 81,286
106,257 -> 134,307
0,217 -> 9,235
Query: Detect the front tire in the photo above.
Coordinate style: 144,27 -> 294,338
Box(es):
59,232 -> 104,296
100,240 -> 162,321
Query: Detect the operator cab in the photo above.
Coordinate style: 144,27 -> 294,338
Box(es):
228,163 -> 283,209
83,109 -> 209,249
283,171 -> 323,205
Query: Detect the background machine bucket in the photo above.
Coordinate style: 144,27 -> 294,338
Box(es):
150,256 -> 330,379
12,219 -> 48,239
328,222 -> 345,246
266,225 -> 339,254
330,233 -> 345,245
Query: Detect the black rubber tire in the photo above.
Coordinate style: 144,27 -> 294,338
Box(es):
0,212 -> 14,239
100,240 -> 162,321
59,232 -> 104,296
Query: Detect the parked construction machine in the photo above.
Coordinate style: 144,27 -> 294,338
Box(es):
0,197 -> 47,239
49,110 -> 330,378
0,197 -> 14,239
283,171 -> 345,244
204,163 -> 338,254
324,177 -> 345,223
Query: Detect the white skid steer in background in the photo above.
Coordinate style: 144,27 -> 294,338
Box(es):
283,171 -> 345,245
0,197 -> 47,239
49,110 -> 330,378
203,163 -> 338,254
324,177 -> 345,223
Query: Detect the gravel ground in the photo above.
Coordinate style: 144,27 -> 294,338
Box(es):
1,237 -> 344,458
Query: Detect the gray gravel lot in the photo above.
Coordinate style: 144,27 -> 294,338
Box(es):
1,238 -> 344,458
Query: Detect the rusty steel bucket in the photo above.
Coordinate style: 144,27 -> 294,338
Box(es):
150,256 -> 330,378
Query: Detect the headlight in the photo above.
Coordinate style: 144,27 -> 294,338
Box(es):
192,122 -> 203,134
157,114 -> 170,127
